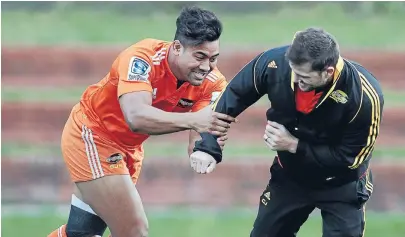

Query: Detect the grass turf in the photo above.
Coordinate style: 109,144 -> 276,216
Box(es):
2,209 -> 405,237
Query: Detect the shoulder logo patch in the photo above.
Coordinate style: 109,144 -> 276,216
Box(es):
128,57 -> 151,82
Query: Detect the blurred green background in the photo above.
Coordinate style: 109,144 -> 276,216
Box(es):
2,1 -> 405,49
2,2 -> 405,237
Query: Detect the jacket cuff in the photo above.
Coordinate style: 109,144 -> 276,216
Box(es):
296,139 -> 308,156
193,132 -> 223,163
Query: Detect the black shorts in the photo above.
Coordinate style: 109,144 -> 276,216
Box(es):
250,161 -> 373,237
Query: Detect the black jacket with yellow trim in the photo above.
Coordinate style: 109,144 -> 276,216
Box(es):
194,45 -> 384,189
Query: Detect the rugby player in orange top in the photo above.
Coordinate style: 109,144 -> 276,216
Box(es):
47,6 -> 235,237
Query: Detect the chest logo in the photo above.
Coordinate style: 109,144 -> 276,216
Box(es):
177,98 -> 194,108
330,90 -> 348,104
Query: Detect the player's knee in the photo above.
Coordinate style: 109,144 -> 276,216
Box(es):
339,227 -> 361,237
323,225 -> 361,237
250,227 -> 264,237
129,216 -> 149,237
118,213 -> 148,237
66,194 -> 107,237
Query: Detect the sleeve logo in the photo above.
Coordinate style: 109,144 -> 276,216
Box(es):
128,57 -> 151,82
210,91 -> 221,104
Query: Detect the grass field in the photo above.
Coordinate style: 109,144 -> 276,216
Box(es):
2,208 -> 405,237
2,3 -> 405,49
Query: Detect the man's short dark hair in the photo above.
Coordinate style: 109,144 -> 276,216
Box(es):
286,27 -> 340,72
174,6 -> 222,47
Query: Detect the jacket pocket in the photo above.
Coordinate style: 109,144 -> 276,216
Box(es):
355,170 -> 374,207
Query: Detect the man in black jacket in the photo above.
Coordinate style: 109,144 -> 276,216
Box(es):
190,27 -> 384,237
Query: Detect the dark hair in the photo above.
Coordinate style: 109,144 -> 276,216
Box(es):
286,27 -> 340,71
174,6 -> 222,47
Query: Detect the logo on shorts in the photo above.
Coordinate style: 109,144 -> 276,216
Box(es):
106,153 -> 123,164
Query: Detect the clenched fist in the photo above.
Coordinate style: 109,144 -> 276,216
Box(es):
191,106 -> 237,137
263,121 -> 298,153
189,151 -> 217,174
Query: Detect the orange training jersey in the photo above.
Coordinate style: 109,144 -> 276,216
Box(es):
77,38 -> 227,148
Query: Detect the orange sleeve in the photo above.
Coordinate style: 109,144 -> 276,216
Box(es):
117,52 -> 155,98
191,78 -> 227,112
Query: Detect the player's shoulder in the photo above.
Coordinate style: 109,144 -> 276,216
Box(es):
263,45 -> 290,57
202,67 -> 227,90
114,38 -> 171,79
133,38 -> 170,51
348,60 -> 383,94
337,59 -> 383,125
258,45 -> 290,64
120,38 -> 170,60
247,45 -> 291,76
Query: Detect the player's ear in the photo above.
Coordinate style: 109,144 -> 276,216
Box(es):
326,66 -> 334,77
173,40 -> 182,56
323,66 -> 334,81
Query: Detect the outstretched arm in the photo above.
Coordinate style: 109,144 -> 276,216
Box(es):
193,51 -> 272,165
